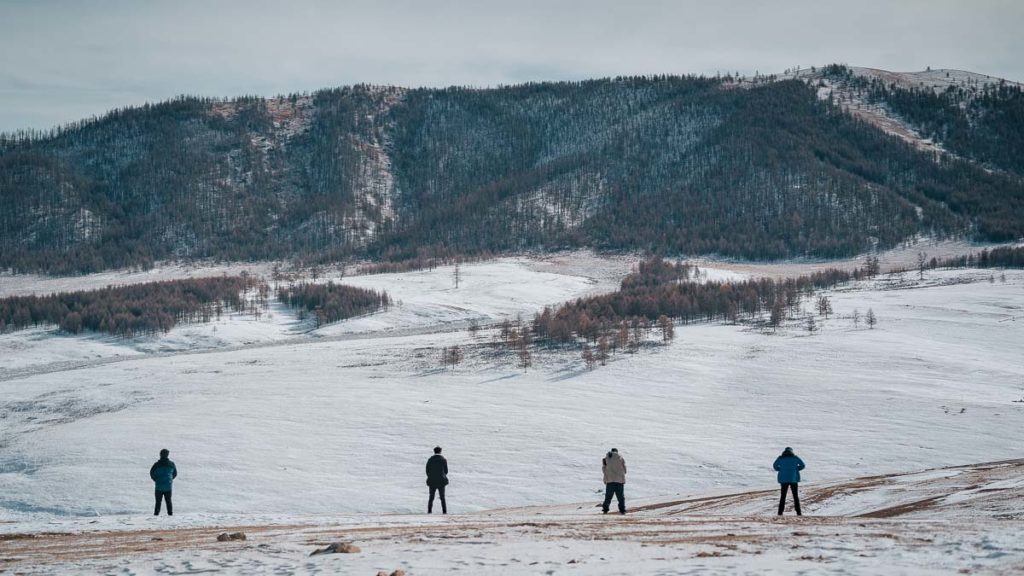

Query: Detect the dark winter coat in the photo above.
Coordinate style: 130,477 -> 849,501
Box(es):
773,452 -> 805,484
150,458 -> 177,492
426,454 -> 449,488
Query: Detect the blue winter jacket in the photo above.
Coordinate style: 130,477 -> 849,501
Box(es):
773,455 -> 805,484
150,458 -> 177,492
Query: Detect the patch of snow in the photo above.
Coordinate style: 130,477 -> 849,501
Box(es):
0,264 -> 1022,522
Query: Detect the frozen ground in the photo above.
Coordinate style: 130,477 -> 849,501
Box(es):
0,239 -> 1011,300
0,257 -> 613,380
0,241 -> 1003,378
0,253 -> 749,380
0,261 -> 284,299
1,255 -> 1023,573
1,460 -> 1021,575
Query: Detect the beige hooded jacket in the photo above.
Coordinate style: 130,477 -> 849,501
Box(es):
602,451 -> 627,484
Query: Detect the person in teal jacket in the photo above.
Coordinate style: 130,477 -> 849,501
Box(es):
150,449 -> 177,516
773,447 -> 805,516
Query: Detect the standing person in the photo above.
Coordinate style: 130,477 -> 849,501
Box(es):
773,447 -> 805,516
602,448 -> 627,514
150,448 -> 177,516
426,446 -> 448,514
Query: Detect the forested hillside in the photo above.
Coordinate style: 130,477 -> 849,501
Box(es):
2,69 -> 1023,273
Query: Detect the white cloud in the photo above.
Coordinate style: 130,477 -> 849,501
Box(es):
1,0 -> 1022,132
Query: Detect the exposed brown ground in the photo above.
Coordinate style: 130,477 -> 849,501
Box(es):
0,524 -> 306,568
3,460 -> 1021,570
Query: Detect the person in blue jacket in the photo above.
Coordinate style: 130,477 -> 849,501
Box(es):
773,447 -> 805,516
150,448 -> 178,516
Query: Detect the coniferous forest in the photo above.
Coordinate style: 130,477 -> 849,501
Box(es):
0,276 -> 392,336
277,282 -> 391,327
2,69 -> 1023,273
532,258 -> 860,345
0,277 -> 258,337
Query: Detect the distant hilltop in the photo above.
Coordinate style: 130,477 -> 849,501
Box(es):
1,64 -> 1022,274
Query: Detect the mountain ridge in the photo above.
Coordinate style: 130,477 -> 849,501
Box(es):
2,65 -> 1023,273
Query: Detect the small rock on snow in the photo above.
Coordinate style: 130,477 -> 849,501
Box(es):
309,541 -> 361,555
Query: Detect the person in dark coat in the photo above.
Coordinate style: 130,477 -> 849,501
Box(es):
773,446 -> 805,516
426,446 -> 448,514
150,448 -> 178,516
602,448 -> 627,514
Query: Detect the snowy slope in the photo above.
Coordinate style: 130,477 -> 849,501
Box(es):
1,254 -> 1024,573
0,255 -> 621,380
0,241 -> 999,379
763,66 -> 1022,157
1,259 -> 1022,521
848,67 -> 1024,92
1,460 -> 1021,575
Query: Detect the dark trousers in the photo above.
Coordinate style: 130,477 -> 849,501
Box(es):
428,485 -> 447,514
778,483 -> 801,516
154,490 -> 173,516
603,482 -> 625,513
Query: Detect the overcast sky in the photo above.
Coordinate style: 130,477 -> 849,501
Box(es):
2,0 -> 1022,132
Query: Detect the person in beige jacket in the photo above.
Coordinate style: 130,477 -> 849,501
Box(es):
602,448 -> 627,514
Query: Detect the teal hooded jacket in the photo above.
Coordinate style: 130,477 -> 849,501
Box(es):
150,458 -> 177,492
773,451 -> 805,484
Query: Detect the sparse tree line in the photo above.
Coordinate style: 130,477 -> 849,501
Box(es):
440,345 -> 464,370
435,246 -> 1024,374
875,245 -> 1024,283
276,282 -> 391,328
498,318 -> 534,369
532,258 -> 863,348
442,318 -> 535,371
0,276 -> 259,337
431,257 -> 881,374
926,246 -> 1024,270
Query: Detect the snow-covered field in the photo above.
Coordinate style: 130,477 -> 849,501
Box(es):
1,254 -> 1023,573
